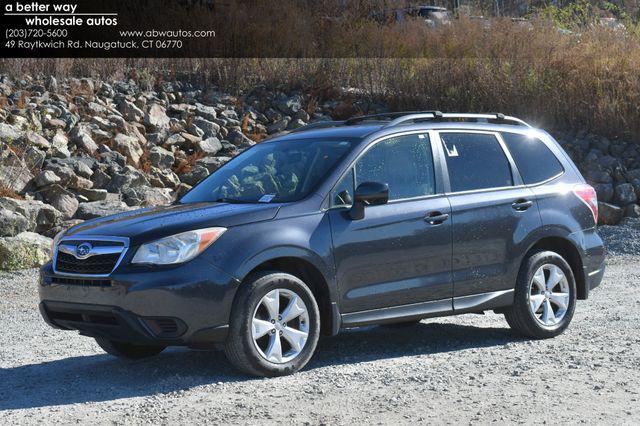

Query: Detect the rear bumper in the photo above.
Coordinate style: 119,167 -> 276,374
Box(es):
38,257 -> 240,346
569,227 -> 606,299
586,261 -> 605,292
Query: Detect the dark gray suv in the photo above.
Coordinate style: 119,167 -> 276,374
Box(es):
39,112 -> 605,376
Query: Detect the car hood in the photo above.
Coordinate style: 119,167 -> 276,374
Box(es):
64,202 -> 281,245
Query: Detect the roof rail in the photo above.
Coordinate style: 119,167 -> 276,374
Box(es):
344,111 -> 443,125
288,120 -> 345,133
288,111 -> 531,134
383,112 -> 531,128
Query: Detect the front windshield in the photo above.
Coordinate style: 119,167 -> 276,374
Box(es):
180,138 -> 357,204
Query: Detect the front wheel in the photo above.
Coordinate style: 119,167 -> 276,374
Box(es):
224,271 -> 321,377
504,250 -> 577,339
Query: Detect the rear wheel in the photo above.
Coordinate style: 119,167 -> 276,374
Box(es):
504,250 -> 577,339
94,337 -> 165,360
224,271 -> 320,377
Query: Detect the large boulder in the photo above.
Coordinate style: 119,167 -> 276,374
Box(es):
50,131 -> 71,158
592,183 -> 614,203
107,166 -> 149,193
71,129 -> 99,154
122,186 -> 173,207
113,133 -> 143,165
76,188 -> 108,201
24,131 -> 50,150
598,202 -> 624,225
40,184 -> 79,219
194,103 -> 217,121
120,100 -> 144,122
148,167 -> 180,189
0,150 -> 33,193
179,165 -> 209,186
0,197 -> 63,234
275,94 -> 303,116
75,200 -> 133,220
197,137 -> 223,155
192,117 -> 220,138
197,156 -> 230,173
227,130 -> 254,147
624,204 -> 640,218
144,104 -> 171,131
149,146 -> 175,169
0,123 -> 22,141
614,183 -> 637,206
0,232 -> 52,270
0,209 -> 29,237
34,170 -> 61,188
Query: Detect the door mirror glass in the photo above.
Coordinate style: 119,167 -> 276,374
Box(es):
350,182 -> 389,220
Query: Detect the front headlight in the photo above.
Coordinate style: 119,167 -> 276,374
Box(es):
131,227 -> 226,265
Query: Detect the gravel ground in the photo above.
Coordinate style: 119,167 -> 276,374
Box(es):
1,227 -> 640,424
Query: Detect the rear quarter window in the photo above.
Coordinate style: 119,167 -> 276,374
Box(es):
501,133 -> 564,184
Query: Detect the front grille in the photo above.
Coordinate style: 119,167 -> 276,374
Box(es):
47,309 -> 118,326
51,276 -> 112,287
56,251 -> 121,275
62,240 -> 124,248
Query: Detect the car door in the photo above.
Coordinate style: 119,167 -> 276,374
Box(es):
327,131 -> 453,314
436,131 -> 542,303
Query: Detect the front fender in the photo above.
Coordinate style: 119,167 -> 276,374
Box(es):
203,212 -> 338,301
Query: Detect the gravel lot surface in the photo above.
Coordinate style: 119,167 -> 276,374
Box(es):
1,225 -> 640,424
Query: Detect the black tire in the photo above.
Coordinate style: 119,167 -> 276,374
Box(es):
224,271 -> 321,377
95,337 -> 165,360
504,250 -> 577,339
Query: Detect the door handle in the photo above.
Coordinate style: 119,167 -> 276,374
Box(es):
512,199 -> 533,211
425,211 -> 449,225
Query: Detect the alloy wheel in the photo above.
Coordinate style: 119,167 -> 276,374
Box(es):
528,264 -> 570,326
251,288 -> 310,363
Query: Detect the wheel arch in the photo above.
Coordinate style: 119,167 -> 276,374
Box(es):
526,236 -> 587,300
236,248 -> 339,336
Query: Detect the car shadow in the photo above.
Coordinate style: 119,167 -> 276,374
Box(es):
0,321 -> 522,410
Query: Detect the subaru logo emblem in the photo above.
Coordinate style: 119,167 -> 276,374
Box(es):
75,242 -> 92,259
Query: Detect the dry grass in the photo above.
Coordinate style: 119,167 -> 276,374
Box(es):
2,18 -> 640,139
174,151 -> 207,175
0,187 -> 23,200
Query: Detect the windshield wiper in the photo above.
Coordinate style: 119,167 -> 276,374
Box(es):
213,197 -> 256,204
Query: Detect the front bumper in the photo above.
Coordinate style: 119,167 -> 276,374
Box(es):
39,257 -> 240,346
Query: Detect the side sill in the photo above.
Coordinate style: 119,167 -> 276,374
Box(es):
453,289 -> 514,314
339,289 -> 515,329
341,299 -> 453,328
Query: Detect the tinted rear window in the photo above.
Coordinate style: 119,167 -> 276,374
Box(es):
501,133 -> 564,184
440,132 -> 513,192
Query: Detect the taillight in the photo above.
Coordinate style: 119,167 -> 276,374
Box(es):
573,184 -> 598,225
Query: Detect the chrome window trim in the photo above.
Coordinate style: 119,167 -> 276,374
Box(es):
52,235 -> 130,278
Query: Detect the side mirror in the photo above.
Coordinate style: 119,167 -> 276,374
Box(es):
349,181 -> 389,220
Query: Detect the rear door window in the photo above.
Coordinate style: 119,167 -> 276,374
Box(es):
501,132 -> 564,184
440,132 -> 513,192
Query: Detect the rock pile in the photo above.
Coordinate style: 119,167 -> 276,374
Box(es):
0,75 -> 383,269
556,131 -> 640,225
0,74 -> 637,269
